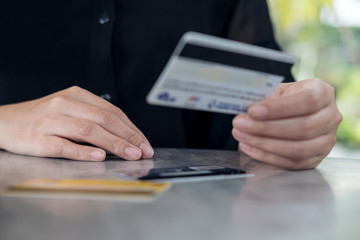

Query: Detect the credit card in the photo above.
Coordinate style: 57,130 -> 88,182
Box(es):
147,32 -> 296,114
7,178 -> 171,194
112,165 -> 252,183
137,165 -> 245,180
0,178 -> 172,201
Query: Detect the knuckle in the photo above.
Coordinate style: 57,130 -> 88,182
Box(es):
114,109 -> 125,119
288,144 -> 305,159
299,156 -> 322,170
297,120 -> 315,139
127,130 -> 140,144
76,122 -> 96,137
308,78 -> 323,88
304,88 -> 322,109
67,86 -> 82,93
327,105 -> 342,129
336,112 -> 343,126
278,156 -> 302,170
98,111 -> 115,125
310,158 -> 322,169
251,147 -> 299,170
249,147 -> 266,161
49,142 -> 65,156
248,136 -> 263,149
313,78 -> 323,85
47,96 -> 67,109
328,84 -> 335,96
108,142 -> 117,153
329,134 -> 337,147
74,148 -> 84,160
109,141 -> 123,154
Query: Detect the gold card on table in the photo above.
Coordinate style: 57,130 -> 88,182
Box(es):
0,178 -> 171,202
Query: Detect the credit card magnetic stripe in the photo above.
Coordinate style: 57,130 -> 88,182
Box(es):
179,43 -> 294,76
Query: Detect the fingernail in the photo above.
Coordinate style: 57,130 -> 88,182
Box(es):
140,143 -> 154,158
124,147 -> 142,160
90,150 -> 105,161
249,106 -> 267,117
232,129 -> 249,141
240,142 -> 254,153
233,118 -> 252,130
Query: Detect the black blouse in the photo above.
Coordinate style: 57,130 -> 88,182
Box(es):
0,0 -> 294,150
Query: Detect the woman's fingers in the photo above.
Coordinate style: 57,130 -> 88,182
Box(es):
45,95 -> 153,158
0,86 -> 154,161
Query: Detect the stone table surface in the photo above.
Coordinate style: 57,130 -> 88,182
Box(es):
0,148 -> 359,240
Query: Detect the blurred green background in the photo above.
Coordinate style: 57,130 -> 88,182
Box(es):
268,0 -> 360,150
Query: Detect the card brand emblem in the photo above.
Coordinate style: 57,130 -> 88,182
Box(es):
157,92 -> 176,102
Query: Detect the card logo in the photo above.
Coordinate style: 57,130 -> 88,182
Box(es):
187,96 -> 200,102
157,92 -> 176,102
207,100 -> 247,113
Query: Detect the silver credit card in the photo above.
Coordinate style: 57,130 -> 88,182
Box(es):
147,32 -> 296,115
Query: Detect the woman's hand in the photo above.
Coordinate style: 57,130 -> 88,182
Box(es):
232,79 -> 342,170
0,86 -> 154,161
